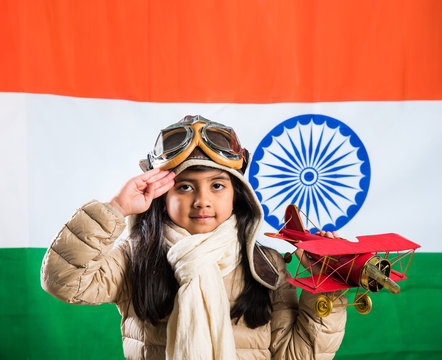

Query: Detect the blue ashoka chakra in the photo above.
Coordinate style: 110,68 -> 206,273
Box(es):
249,114 -> 371,233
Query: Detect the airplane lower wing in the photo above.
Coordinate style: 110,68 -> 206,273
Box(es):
288,269 -> 407,293
288,275 -> 350,293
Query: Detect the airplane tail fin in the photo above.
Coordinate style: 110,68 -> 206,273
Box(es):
284,205 -> 306,232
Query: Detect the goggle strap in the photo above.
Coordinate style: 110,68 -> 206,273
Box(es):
241,149 -> 249,173
139,155 -> 154,171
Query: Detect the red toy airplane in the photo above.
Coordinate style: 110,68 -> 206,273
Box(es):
265,204 -> 420,317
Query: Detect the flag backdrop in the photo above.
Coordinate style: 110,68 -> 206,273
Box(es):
1,1 -> 441,359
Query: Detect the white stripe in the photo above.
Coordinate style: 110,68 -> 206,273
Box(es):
1,93 -> 441,252
1,93 -> 29,247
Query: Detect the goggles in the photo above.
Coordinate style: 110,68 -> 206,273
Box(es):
140,115 -> 248,172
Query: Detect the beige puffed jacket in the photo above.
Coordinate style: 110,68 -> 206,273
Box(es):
41,200 -> 347,360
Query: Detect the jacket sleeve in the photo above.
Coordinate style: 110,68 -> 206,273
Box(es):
267,250 -> 347,360
41,200 -> 131,305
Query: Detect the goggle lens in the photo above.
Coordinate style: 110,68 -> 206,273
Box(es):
154,127 -> 191,156
203,125 -> 242,155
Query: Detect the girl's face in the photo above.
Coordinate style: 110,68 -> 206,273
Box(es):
165,168 -> 234,234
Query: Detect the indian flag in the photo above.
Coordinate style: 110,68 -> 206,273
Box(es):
1,1 -> 441,359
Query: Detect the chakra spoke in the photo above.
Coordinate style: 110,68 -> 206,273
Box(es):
311,126 -> 325,166
260,173 -> 298,179
290,186 -> 304,206
265,183 -> 301,202
313,130 -> 337,169
268,148 -> 300,171
308,126 -> 314,167
316,138 -> 347,171
261,162 -> 297,174
297,187 -> 307,211
310,187 -> 321,226
318,150 -> 356,173
277,138 -> 303,170
287,131 -> 307,168
316,183 -> 345,213
305,190 -> 311,227
260,179 -> 298,190
312,185 -> 333,222
298,126 -> 308,167
320,178 -> 359,190
319,183 -> 352,202
273,185 -> 302,213
321,174 -> 358,179
321,163 -> 359,174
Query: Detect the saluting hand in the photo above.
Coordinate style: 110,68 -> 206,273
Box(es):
110,169 -> 175,217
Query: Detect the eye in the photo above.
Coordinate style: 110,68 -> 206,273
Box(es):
177,184 -> 193,192
212,183 -> 225,190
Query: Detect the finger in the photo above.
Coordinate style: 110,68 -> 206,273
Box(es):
151,179 -> 175,199
332,231 -> 339,238
294,248 -> 304,260
142,169 -> 174,184
325,231 -> 333,238
150,171 -> 175,189
137,168 -> 160,181
316,230 -> 326,237
134,170 -> 173,192
294,249 -> 308,268
146,172 -> 176,198
130,169 -> 160,189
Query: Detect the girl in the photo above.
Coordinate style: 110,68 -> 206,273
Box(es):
41,115 -> 347,360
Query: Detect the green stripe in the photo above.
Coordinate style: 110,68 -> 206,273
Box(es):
0,248 -> 124,359
0,249 -> 440,359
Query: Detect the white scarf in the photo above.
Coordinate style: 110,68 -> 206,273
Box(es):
165,216 -> 240,360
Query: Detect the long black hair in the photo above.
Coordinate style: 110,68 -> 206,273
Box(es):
130,166 -> 272,328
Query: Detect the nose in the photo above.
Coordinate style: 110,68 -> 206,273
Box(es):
193,188 -> 211,208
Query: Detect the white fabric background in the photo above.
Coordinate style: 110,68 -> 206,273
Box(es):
1,93 -> 441,252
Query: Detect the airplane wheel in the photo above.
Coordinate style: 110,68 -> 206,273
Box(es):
354,294 -> 372,315
315,295 -> 333,317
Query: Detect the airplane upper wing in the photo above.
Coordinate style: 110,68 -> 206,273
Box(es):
295,233 -> 420,256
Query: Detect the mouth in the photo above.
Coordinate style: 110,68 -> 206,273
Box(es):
190,215 -> 215,223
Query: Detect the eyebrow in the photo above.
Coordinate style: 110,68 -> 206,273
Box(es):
175,174 -> 231,183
